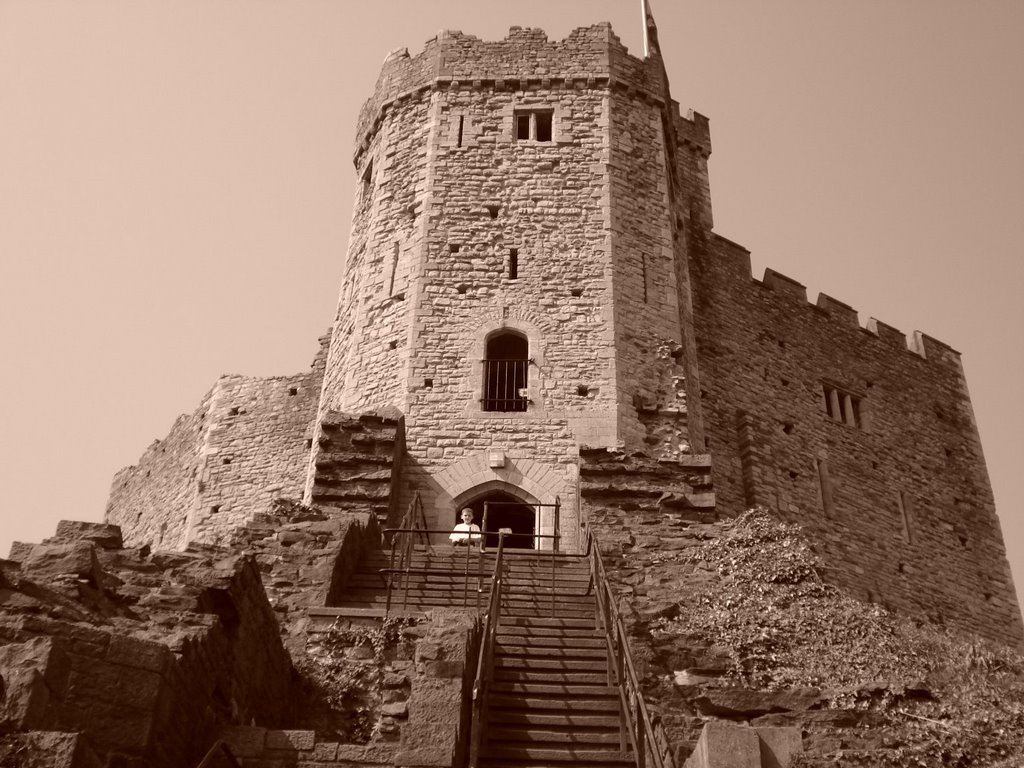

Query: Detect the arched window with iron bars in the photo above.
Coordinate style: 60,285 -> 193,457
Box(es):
483,331 -> 529,412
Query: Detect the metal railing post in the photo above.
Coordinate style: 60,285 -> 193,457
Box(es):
588,531 -> 675,768
469,531 -> 506,768
385,531 -> 397,615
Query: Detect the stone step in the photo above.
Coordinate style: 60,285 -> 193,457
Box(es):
497,625 -> 602,640
343,581 -> 596,604
479,762 -> 634,768
335,594 -> 595,613
478,746 -> 633,763
488,696 -> 620,713
491,682 -> 619,697
493,670 -> 611,686
360,561 -> 592,580
486,712 -> 622,729
500,616 -> 598,630
496,643 -> 608,657
365,557 -> 588,567
487,728 -> 624,745
495,657 -> 608,672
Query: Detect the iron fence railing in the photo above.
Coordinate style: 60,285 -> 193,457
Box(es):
468,531 -> 507,768
588,531 -> 676,768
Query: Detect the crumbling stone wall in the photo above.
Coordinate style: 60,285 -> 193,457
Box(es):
106,336 -> 328,549
222,609 -> 478,768
689,234 -> 1023,648
1,522 -> 295,768
106,395 -> 210,551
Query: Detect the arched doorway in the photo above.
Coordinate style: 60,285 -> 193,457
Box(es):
460,490 -> 535,549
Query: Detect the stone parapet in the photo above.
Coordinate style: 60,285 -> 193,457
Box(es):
353,24 -> 685,162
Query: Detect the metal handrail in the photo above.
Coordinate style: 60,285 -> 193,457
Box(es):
381,525 -> 573,617
384,493 -> 432,614
481,499 -> 561,553
469,531 -> 507,768
195,740 -> 241,768
588,531 -> 675,768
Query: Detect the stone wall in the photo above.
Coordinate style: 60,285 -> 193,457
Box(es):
315,89 -> 427,419
106,336 -> 328,549
106,395 -> 209,551
608,87 -> 686,453
352,25 -> 669,158
689,233 -> 1024,648
1,522 -> 295,768
222,609 -> 478,768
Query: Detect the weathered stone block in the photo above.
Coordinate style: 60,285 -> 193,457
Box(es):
756,726 -> 803,768
220,726 -> 267,757
53,521 -> 124,550
265,729 -> 315,751
0,731 -> 103,768
21,542 -> 103,585
394,745 -> 453,767
683,721 -> 760,768
106,635 -> 169,674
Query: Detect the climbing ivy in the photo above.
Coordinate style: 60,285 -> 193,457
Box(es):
298,616 -> 418,742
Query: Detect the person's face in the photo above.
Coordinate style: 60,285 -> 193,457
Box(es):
461,509 -> 473,524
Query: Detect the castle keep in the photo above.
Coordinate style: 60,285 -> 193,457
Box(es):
102,20 -> 1021,649
4,13 -> 1024,768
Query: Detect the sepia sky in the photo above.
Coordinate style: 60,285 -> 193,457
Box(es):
1,1 -> 1022,622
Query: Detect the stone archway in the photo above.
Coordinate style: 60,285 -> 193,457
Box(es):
457,489 -> 536,549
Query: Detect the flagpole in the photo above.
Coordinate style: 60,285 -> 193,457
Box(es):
642,0 -> 651,57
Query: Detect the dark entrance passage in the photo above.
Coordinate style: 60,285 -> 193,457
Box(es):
462,491 -> 535,549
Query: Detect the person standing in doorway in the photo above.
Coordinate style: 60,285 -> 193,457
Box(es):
449,507 -> 481,546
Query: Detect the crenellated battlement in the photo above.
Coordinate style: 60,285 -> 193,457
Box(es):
691,229 -> 1022,649
710,234 -> 963,372
352,23 -> 687,163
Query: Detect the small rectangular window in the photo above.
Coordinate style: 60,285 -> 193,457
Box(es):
535,112 -> 552,142
516,114 -> 531,141
514,110 -> 554,143
822,383 -> 864,429
509,249 -> 519,280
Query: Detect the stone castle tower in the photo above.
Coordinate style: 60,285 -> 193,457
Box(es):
105,20 -> 1023,649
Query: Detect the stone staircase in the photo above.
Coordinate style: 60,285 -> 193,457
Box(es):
481,615 -> 633,767
334,546 -> 596,619
332,546 -> 636,767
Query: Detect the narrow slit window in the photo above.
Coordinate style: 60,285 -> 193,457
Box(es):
896,491 -> 913,543
640,253 -> 649,303
822,383 -> 864,429
387,242 -> 399,296
816,457 -> 835,517
457,115 -> 465,148
361,159 -> 373,198
509,249 -> 519,280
